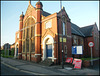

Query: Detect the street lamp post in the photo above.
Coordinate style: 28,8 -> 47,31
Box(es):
60,0 -> 64,69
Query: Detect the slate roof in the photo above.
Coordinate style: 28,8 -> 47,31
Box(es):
71,23 -> 94,37
71,23 -> 85,37
42,11 -> 51,17
30,5 -> 51,17
79,25 -> 94,37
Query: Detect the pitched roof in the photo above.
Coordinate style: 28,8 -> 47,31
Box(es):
33,6 -> 51,17
25,4 -> 51,18
71,23 -> 94,37
71,23 -> 85,37
79,25 -> 94,37
42,10 -> 51,17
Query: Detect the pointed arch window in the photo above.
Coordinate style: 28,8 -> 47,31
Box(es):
63,22 -> 65,35
23,41 -> 25,52
31,25 -> 35,52
22,17 -> 35,52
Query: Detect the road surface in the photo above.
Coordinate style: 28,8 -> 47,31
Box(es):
1,62 -> 32,75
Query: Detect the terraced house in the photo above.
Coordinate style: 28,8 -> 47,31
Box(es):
14,1 -> 99,64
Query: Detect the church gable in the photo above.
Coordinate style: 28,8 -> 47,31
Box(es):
23,4 -> 37,22
57,7 -> 70,22
42,28 -> 55,39
25,4 -> 36,16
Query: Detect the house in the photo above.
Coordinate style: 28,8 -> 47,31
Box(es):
10,43 -> 15,49
14,1 -> 99,64
14,31 -> 19,58
2,43 -> 11,50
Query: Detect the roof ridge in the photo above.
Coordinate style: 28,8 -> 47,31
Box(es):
71,22 -> 80,28
77,29 -> 85,37
80,24 -> 94,28
71,27 -> 81,35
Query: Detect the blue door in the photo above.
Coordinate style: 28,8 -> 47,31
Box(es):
46,44 -> 52,57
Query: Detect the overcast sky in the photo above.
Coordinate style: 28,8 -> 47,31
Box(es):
1,1 -> 99,46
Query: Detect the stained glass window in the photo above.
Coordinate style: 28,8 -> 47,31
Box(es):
26,39 -> 29,52
31,26 -> 35,37
31,39 -> 35,52
23,17 -> 35,53
23,41 -> 25,52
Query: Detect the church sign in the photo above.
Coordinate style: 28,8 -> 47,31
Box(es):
72,46 -> 83,54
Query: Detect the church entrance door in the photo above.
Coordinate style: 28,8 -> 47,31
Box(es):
46,44 -> 52,57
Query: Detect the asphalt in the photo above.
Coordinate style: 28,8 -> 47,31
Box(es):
1,63 -> 31,75
1,57 -> 99,75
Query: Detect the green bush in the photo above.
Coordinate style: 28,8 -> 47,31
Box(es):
11,48 -> 15,56
1,49 -> 15,58
80,57 -> 100,61
2,55 -> 14,58
0,50 -> 5,56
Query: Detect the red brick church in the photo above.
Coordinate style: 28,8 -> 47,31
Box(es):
14,1 -> 99,64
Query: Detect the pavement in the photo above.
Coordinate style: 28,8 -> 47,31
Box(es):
1,57 -> 99,75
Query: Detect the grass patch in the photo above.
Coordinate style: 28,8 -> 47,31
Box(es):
80,57 -> 100,61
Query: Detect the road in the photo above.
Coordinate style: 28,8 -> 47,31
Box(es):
1,62 -> 32,75
1,57 -> 99,75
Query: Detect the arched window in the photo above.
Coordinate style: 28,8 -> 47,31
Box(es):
23,30 -> 25,39
31,25 -> 35,52
31,39 -> 35,52
63,22 -> 65,35
62,16 -> 67,36
23,41 -> 25,52
22,17 -> 35,52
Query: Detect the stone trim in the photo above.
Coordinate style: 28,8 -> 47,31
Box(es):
27,55 -> 29,57
67,35 -> 72,38
53,58 -> 57,60
36,9 -> 42,11
42,35 -> 54,62
35,34 -> 41,37
22,54 -> 25,56
56,33 -> 72,38
18,39 -> 22,41
31,55 -> 35,57
19,20 -> 23,22
35,54 -> 41,56
18,53 -> 22,55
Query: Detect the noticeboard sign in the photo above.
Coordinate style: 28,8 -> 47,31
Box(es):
72,46 -> 83,54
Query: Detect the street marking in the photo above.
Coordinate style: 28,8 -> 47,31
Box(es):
1,62 -> 46,75
20,70 -> 46,75
1,62 -> 19,70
